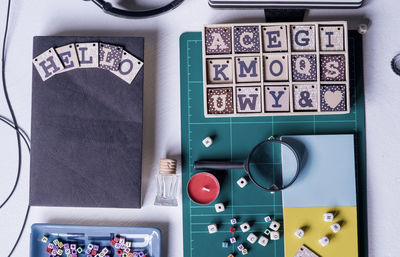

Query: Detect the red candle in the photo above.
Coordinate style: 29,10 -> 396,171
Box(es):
187,172 -> 220,205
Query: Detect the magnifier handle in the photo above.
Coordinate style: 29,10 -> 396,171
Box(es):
194,161 -> 244,170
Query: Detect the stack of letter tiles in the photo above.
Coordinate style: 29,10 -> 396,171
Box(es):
33,42 -> 143,84
202,21 -> 350,117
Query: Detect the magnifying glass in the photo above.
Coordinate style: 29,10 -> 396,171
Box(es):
194,138 -> 300,192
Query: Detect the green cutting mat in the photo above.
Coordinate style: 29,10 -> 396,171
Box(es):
180,31 -> 367,257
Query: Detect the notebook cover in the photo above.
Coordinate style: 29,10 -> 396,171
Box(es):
29,36 -> 144,208
281,134 -> 358,257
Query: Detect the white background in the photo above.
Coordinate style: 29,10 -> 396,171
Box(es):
0,0 -> 399,256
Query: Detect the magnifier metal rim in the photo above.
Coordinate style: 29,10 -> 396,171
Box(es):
244,139 -> 300,192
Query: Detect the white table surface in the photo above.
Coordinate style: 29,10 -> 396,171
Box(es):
0,0 -> 399,256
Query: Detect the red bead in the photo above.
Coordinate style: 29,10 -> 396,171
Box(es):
113,236 -> 120,242
117,249 -> 123,255
46,248 -> 52,253
229,227 -> 236,233
110,240 -> 116,246
91,250 -> 97,255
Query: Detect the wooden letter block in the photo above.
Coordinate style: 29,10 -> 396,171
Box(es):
236,87 -> 261,113
320,54 -> 346,81
32,48 -> 64,81
207,87 -> 234,114
235,56 -> 261,83
264,54 -> 289,81
320,26 -> 344,51
291,55 -> 317,81
293,84 -> 318,111
55,44 -> 80,73
75,42 -> 99,68
291,25 -> 316,51
265,86 -> 290,112
262,25 -> 288,52
233,26 -> 260,53
207,58 -> 233,84
205,27 -> 232,55
320,85 -> 347,112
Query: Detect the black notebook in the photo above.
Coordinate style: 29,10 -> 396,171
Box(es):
30,36 -> 144,208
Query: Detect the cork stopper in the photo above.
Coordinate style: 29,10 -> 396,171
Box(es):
159,158 -> 177,174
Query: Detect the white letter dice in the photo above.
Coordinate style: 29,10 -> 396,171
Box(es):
230,218 -> 237,225
295,228 -> 305,239
215,203 -> 225,213
240,222 -> 251,232
324,212 -> 334,222
208,224 -> 218,234
237,177 -> 248,188
270,231 -> 280,240
247,233 -> 258,244
258,236 -> 269,247
269,221 -> 280,231
202,137 -> 213,147
331,223 -> 341,233
264,216 -> 271,222
319,236 -> 330,247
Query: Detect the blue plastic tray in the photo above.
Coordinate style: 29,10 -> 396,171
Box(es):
30,224 -> 161,257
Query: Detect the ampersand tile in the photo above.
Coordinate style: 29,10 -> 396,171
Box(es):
293,84 -> 318,111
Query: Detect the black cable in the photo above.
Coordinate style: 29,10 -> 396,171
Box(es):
7,205 -> 31,257
1,0 -> 31,256
0,115 -> 31,151
1,0 -> 23,209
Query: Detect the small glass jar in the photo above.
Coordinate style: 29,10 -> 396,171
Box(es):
154,158 -> 179,206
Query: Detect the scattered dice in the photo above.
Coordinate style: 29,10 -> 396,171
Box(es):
258,236 -> 269,247
229,237 -> 237,244
202,137 -> 213,148
41,236 -> 49,243
215,203 -> 225,213
319,236 -> 330,247
269,221 -> 280,231
295,228 -> 305,239
324,212 -> 334,222
264,228 -> 270,235
230,218 -> 237,225
237,244 -> 244,251
246,233 -> 258,244
240,222 -> 251,232
242,248 -> 248,255
208,224 -> 218,234
264,216 -> 271,223
237,177 -> 248,188
222,242 -> 229,248
270,231 -> 280,240
331,223 -> 341,233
